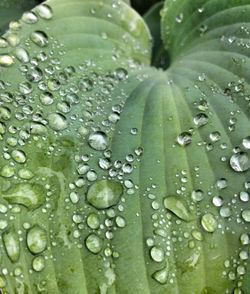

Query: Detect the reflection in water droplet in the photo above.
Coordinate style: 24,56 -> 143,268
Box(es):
27,225 -> 47,254
85,234 -> 103,254
87,180 -> 123,209
201,213 -> 217,232
88,132 -> 108,151
230,152 -> 250,172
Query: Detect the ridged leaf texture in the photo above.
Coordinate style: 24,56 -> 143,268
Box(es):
0,0 -> 249,293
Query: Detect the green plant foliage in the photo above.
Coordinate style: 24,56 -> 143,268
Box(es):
0,0 -> 249,293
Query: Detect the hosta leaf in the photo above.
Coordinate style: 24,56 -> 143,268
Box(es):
0,0 -> 249,294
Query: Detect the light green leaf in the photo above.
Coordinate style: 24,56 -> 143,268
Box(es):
0,0 -> 249,293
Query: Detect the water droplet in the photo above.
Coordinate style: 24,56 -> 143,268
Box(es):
11,150 -> 26,163
99,158 -> 111,170
69,191 -> 79,204
3,229 -> 19,262
88,132 -> 108,151
30,31 -> 48,47
85,234 -> 103,254
27,225 -> 47,254
152,266 -> 168,284
21,12 -> 38,24
239,191 -> 249,202
35,4 -> 53,19
201,213 -> 217,232
212,195 -> 223,207
87,180 -> 123,209
176,13 -> 183,23
87,213 -> 100,229
19,82 -> 33,94
240,233 -> 249,245
78,78 -> 93,92
32,256 -> 45,272
216,178 -> 227,189
230,152 -> 250,172
14,48 -> 29,63
150,246 -> 164,262
219,206 -> 231,218
115,216 -> 126,228
194,113 -> 208,127
177,132 -> 192,146
3,183 -> 45,209
0,54 -> 14,67
0,37 -> 8,48
18,169 -> 34,180
48,113 -> 67,131
191,190 -> 204,202
26,67 -> 43,83
6,33 -> 20,46
0,165 -> 14,178
86,170 -> 97,181
164,196 -> 193,221
242,136 -> 250,149
210,131 -> 221,142
0,106 -> 11,120
242,209 -> 250,222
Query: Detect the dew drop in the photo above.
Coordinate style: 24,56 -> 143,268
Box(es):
48,113 -> 67,131
216,178 -> 227,189
152,267 -> 168,284
87,180 -> 123,209
14,48 -> 29,63
177,132 -> 192,146
0,54 -> 14,67
242,209 -> 250,222
3,229 -> 20,262
0,165 -> 14,178
32,256 -> 45,272
27,225 -> 47,254
150,246 -> 164,262
88,132 -> 108,151
21,12 -> 38,24
35,4 -> 53,19
30,31 -> 48,47
230,152 -> 250,172
201,213 -> 217,232
242,136 -> 250,149
164,196 -> 192,221
11,150 -> 26,163
115,216 -> 126,228
191,190 -> 204,202
194,113 -> 208,127
87,213 -> 100,229
85,234 -> 103,254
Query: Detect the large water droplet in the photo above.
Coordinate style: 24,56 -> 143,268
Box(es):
48,113 -> 67,131
194,113 -> 208,127
3,229 -> 20,262
230,152 -> 250,172
201,213 -> 217,232
191,190 -> 204,202
150,246 -> 164,262
85,234 -> 103,254
152,266 -> 168,284
30,31 -> 48,47
164,196 -> 193,221
21,12 -> 38,24
177,132 -> 192,146
0,165 -> 14,178
27,225 -> 47,254
87,180 -> 123,209
0,54 -> 14,67
32,256 -> 45,272
11,150 -> 26,163
14,48 -> 29,63
35,4 -> 53,19
88,132 -> 108,151
242,209 -> 250,222
3,183 -> 45,209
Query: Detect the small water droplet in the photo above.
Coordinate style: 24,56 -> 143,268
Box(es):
14,48 -> 29,63
35,4 -> 53,19
242,136 -> 250,149
30,31 -> 48,47
48,113 -> 67,131
164,196 -> 192,221
152,266 -> 168,284
242,209 -> 250,222
3,229 -> 19,262
21,12 -> 38,24
11,150 -> 26,163
194,113 -> 208,127
191,190 -> 204,202
87,213 -> 100,229
40,92 -> 54,105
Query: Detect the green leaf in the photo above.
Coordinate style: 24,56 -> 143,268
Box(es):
0,0 -> 249,293
0,0 -> 39,35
